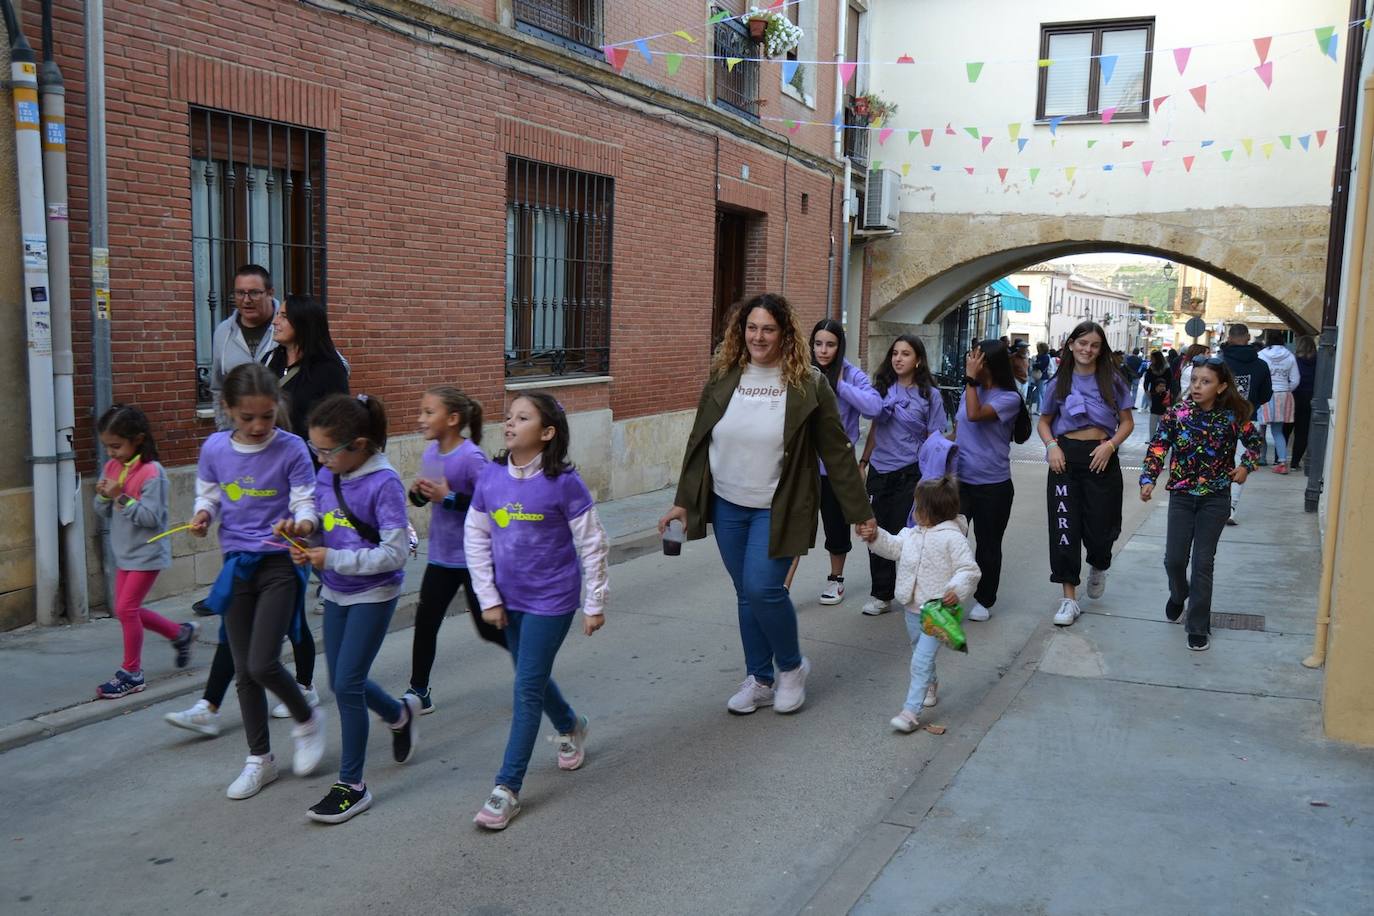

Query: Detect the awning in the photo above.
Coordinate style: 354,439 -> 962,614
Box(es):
992,278 -> 1032,313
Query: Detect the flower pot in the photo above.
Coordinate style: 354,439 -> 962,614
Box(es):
747,18 -> 768,43
853,97 -> 870,117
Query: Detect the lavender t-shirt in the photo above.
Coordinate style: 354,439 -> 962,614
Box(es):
198,430 -> 315,553
822,361 -> 882,477
471,463 -> 594,615
956,387 -> 1022,485
420,439 -> 487,568
1040,372 -> 1133,438
869,383 -> 948,474
317,465 -> 409,595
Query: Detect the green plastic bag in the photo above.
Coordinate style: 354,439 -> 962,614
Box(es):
920,599 -> 969,654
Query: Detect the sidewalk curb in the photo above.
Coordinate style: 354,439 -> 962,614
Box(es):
0,528 -> 662,756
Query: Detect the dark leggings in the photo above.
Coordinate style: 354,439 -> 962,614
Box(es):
410,564 -> 507,692
203,615 -> 315,707
866,462 -> 921,601
960,479 -> 1015,608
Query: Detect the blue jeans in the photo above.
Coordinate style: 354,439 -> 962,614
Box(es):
712,495 -> 802,685
323,599 -> 403,785
496,610 -> 577,794
903,610 -> 940,714
1268,422 -> 1289,463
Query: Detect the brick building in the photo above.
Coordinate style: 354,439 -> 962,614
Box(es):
4,0 -> 878,623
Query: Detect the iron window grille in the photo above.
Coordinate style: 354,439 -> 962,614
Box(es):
190,108 -> 325,405
843,101 -> 870,166
505,157 -> 613,379
1036,17 -> 1154,123
714,10 -> 761,120
514,0 -> 604,56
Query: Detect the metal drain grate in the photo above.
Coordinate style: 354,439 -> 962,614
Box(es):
1212,613 -> 1266,631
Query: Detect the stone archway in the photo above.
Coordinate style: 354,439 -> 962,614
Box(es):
868,208 -> 1329,332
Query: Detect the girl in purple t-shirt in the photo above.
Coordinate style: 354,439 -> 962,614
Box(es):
406,386 -> 501,715
290,393 -> 418,824
1036,322 -> 1135,628
465,393 -> 609,831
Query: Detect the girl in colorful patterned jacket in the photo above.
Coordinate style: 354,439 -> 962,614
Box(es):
1140,355 -> 1263,652
465,392 -> 610,831
290,393 -> 420,824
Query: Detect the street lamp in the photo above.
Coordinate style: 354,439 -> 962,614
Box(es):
1161,261 -> 1174,279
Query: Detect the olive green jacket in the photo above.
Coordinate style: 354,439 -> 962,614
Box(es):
672,364 -> 874,559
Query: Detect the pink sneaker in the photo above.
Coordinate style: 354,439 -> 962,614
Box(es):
554,715 -> 589,771
473,785 -> 520,830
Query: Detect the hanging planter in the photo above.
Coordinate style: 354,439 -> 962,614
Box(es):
744,7 -> 803,58
853,92 -> 898,122
747,17 -> 768,43
852,96 -> 870,118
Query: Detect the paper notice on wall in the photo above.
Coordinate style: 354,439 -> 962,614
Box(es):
93,247 -> 111,320
47,202 -> 68,221
28,286 -> 52,356
95,289 -> 111,321
23,234 -> 47,270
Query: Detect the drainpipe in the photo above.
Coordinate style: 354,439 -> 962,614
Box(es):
834,0 -> 851,332
840,158 -> 852,327
2,0 -> 61,625
1303,70 -> 1374,670
825,171 -> 835,318
40,0 -> 88,622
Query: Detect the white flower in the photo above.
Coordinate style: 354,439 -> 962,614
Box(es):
746,6 -> 803,58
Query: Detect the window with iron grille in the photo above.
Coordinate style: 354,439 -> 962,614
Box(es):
514,0 -> 603,55
714,10 -> 760,120
190,108 -> 326,405
1036,18 -> 1154,123
505,157 -> 613,379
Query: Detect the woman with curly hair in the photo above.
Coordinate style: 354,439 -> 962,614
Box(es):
660,294 -> 874,716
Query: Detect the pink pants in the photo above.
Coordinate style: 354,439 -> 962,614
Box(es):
115,569 -> 179,673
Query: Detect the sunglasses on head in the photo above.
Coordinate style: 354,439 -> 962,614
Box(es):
1191,355 -> 1224,367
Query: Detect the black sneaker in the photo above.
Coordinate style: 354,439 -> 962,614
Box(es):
191,599 -> 214,617
1165,601 -> 1184,623
1188,633 -> 1210,651
171,621 -> 198,668
307,783 -> 371,824
404,685 -> 434,715
392,694 -> 420,764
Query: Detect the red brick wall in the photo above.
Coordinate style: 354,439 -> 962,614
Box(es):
33,0 -> 843,471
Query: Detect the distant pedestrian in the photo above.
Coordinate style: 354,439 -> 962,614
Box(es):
1029,342 -> 1052,413
290,394 -> 419,824
1289,335 -> 1318,470
1258,331 -> 1299,474
1220,324 -> 1272,524
93,405 -> 197,699
955,340 -> 1031,621
1009,339 -> 1031,400
407,387 -> 503,716
660,294 -> 873,717
783,320 -> 881,606
859,335 -> 948,617
1037,321 -> 1135,628
467,393 -> 609,831
265,294 -> 350,448
1176,343 -> 1208,395
1125,348 -> 1143,379
860,472 -> 979,733
1140,356 -> 1263,651
210,265 -> 280,430
1143,350 -> 1177,438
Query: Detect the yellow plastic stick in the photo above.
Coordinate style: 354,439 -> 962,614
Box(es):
146,523 -> 194,544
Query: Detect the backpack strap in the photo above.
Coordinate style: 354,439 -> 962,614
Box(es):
331,473 -> 381,545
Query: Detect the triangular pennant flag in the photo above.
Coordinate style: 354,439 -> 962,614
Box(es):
1254,36 -> 1272,63
871,160 -> 883,170
1049,116 -> 1066,136
666,52 -> 684,76
902,163 -> 911,176
1183,156 -> 1195,172
966,62 -> 984,83
839,61 -> 857,84
1038,59 -> 1053,68
1315,26 -> 1335,54
1327,34 -> 1340,62
831,110 -> 844,128
879,128 -> 894,145
1065,166 -> 1078,181
1017,138 -> 1029,153
726,57 -> 743,72
921,129 -> 934,147
931,165 -> 942,172
1201,140 -> 1215,148
1103,164 -> 1114,171
1262,142 -> 1274,159
1162,139 -> 1173,147
1317,129 -> 1329,147
634,39 -> 653,64
782,60 -> 799,85
965,127 -> 981,139
907,130 -> 918,144
673,30 -> 696,43
1242,138 -> 1254,156
786,120 -> 801,135
1087,140 -> 1098,149
1153,95 -> 1170,113
946,122 -> 956,135
897,54 -> 915,64
1008,123 -> 1022,142
1099,55 -> 1118,85
1174,47 -> 1191,74
1142,161 -> 1154,176
1299,134 -> 1312,151
1255,60 -> 1273,89
871,117 -> 884,130
998,168 -> 1008,183
1122,140 -> 1135,149
1222,149 -> 1234,161
981,136 -> 993,152
708,10 -> 730,24
964,166 -> 975,175
1280,135 -> 1292,149
1189,85 -> 1207,111
603,45 -> 630,73
1101,107 -> 1118,125
1029,167 -> 1041,183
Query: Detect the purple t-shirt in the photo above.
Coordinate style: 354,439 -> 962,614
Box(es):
1040,371 -> 1132,438
956,387 -> 1022,485
420,439 -> 487,568
822,361 -> 882,477
317,465 -> 409,595
471,463 -> 595,615
869,383 -> 948,474
198,430 -> 315,553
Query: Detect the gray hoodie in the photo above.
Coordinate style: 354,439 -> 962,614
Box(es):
94,464 -> 173,571
210,306 -> 279,429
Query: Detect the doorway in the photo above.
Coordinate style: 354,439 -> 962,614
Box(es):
713,208 -> 748,351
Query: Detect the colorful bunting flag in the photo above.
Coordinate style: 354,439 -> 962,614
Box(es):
998,168 -> 1008,183
1242,138 -> 1254,156
1152,96 -> 1170,113
708,11 -> 730,24
1038,59 -> 1053,68
1183,156 -> 1195,172
839,61 -> 857,84
1222,149 -> 1234,161
666,53 -> 684,76
603,45 -> 630,73
1029,168 -> 1041,183
922,129 -> 934,147
907,130 -> 918,144
1163,139 -> 1173,147
931,165 -> 942,172
880,127 -> 895,145
1049,116 -> 1066,136
1327,34 -> 1340,61
1174,47 -> 1192,74
1142,161 -> 1154,176
964,127 -> 981,139
1103,164 -> 1114,171
1254,36 -> 1272,63
945,123 -> 956,135
831,110 -> 844,128
1087,140 -> 1098,149
1008,123 -> 1022,142
1122,140 -> 1134,149
1065,167 -> 1078,181
966,62 -> 984,83
1280,135 -> 1292,149
1189,85 -> 1207,112
1201,140 -> 1215,148
964,166 -> 975,175
1262,142 -> 1274,158
726,57 -> 742,72
634,39 -> 653,63
1101,107 -> 1117,124
673,30 -> 696,43
782,60 -> 799,85
902,163 -> 911,176
981,136 -> 993,152
1100,55 -> 1118,85
897,54 -> 915,64
1255,61 -> 1273,89
1017,138 -> 1029,153
786,120 -> 801,135
1299,134 -> 1312,151
1315,26 -> 1335,54
1317,129 -> 1329,147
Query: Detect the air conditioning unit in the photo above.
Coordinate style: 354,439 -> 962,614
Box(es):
861,168 -> 901,230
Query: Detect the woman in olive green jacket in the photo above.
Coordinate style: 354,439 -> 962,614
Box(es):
658,294 -> 874,716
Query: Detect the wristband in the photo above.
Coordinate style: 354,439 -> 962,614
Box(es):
1045,438 -> 1059,450
442,492 -> 458,511
963,376 -> 978,387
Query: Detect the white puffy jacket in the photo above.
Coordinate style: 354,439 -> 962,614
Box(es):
868,517 -> 981,611
1259,345 -> 1299,394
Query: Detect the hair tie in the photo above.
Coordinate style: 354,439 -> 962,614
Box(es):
554,399 -> 566,414
357,394 -> 368,403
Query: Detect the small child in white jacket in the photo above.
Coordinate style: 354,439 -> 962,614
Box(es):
861,474 -> 981,733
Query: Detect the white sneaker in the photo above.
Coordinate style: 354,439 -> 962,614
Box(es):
1085,567 -> 1107,600
1053,598 -> 1082,627
967,602 -> 990,622
226,754 -> 279,799
726,676 -> 775,715
890,709 -> 920,733
773,657 -> 811,714
819,577 -> 845,606
272,684 -> 320,719
164,699 -> 221,737
291,707 -> 328,777
862,598 -> 891,616
923,681 -> 939,708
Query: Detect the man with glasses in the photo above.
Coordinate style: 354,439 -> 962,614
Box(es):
210,264 -> 280,429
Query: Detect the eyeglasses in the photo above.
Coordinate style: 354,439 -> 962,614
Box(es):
307,440 -> 357,460
1191,355 -> 1225,367
233,289 -> 268,301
